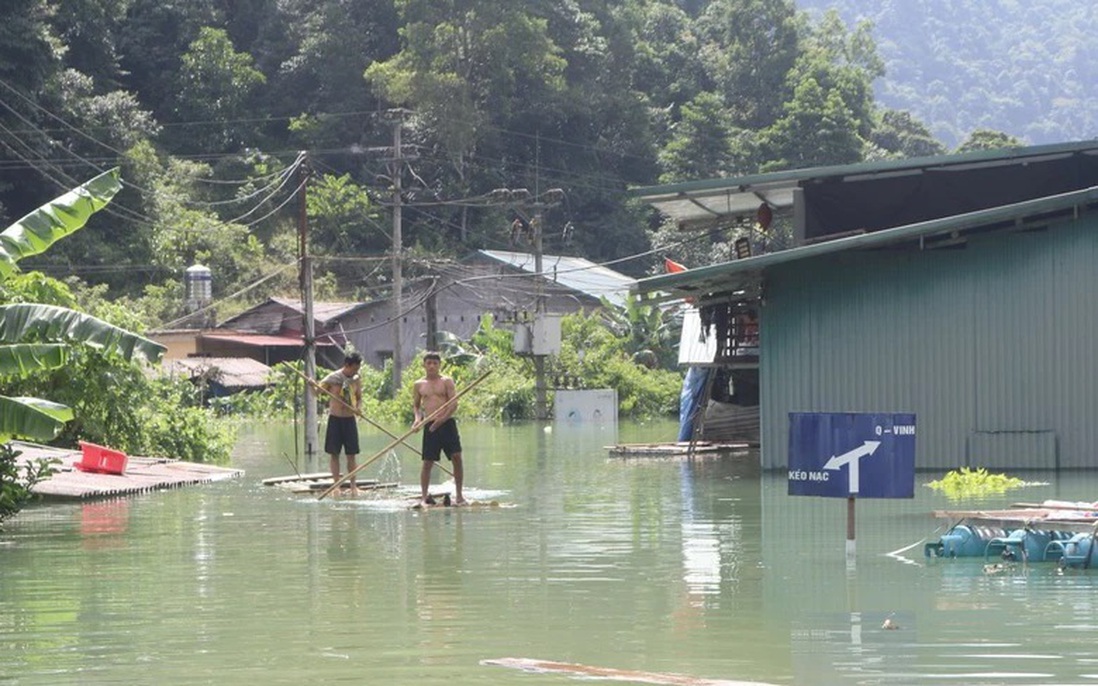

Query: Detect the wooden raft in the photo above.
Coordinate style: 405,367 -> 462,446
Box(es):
606,441 -> 751,457
934,500 -> 1098,535
261,472 -> 399,494
14,441 -> 242,500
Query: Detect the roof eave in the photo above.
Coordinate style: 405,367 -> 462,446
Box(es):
634,186 -> 1098,301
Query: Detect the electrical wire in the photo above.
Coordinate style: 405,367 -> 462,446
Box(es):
0,75 -> 303,202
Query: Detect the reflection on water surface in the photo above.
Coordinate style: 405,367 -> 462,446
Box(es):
3,420 -> 1098,685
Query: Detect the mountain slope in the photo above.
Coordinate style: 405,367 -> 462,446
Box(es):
797,0 -> 1098,146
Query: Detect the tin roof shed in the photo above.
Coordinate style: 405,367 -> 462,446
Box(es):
632,141 -> 1098,472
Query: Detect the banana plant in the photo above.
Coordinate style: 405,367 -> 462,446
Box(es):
0,168 -> 165,443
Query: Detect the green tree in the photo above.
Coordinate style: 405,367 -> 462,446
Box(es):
658,91 -> 737,183
954,128 -> 1024,153
307,173 -> 381,256
116,0 -> 219,117
169,26 -> 266,152
268,0 -> 399,150
0,0 -> 64,224
629,0 -> 705,113
762,77 -> 863,170
761,10 -> 882,170
694,0 -> 800,129
366,1 -> 566,175
869,108 -> 945,159
53,0 -> 133,88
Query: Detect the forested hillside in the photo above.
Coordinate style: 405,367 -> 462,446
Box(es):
797,0 -> 1098,147
0,0 -> 1036,326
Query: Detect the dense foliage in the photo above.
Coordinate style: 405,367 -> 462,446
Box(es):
0,0 -> 1055,320
797,0 -> 1097,148
0,443 -> 55,529
1,271 -> 237,464
228,308 -> 682,423
0,172 -> 235,465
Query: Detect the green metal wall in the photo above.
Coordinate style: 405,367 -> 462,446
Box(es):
759,214 -> 1098,471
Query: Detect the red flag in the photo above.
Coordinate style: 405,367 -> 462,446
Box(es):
664,257 -> 687,273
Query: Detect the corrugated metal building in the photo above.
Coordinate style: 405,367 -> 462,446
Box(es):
633,141 -> 1098,471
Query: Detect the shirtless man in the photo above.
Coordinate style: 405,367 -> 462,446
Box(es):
320,352 -> 363,497
412,352 -> 465,506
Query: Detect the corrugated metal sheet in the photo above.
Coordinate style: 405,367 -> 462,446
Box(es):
479,250 -> 636,307
200,332 -> 338,348
968,431 -> 1057,470
164,357 -> 273,389
760,215 -> 1098,471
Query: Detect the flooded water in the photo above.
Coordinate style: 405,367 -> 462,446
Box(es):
5,419 -> 1098,685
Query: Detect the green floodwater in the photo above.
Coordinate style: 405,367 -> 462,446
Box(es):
5,419 -> 1098,685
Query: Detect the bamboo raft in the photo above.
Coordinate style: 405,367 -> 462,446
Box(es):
606,441 -> 752,457
261,472 -> 400,495
14,441 -> 242,500
926,500 -> 1098,564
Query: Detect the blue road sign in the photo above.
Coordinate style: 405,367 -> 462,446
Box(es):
788,412 -> 916,498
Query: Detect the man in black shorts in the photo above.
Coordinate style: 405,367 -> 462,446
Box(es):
412,352 -> 465,506
321,352 -> 363,496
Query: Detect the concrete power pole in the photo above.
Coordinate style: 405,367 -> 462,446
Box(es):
514,187 -> 563,421
386,111 -> 407,393
532,212 -> 548,420
297,152 -> 319,472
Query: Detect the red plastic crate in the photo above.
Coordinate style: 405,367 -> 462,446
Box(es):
76,441 -> 128,475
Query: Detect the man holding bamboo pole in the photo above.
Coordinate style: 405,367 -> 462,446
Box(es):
320,352 -> 363,496
413,352 -> 465,507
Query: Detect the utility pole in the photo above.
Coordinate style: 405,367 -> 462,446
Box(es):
532,210 -> 547,420
297,151 -> 319,472
385,110 -> 407,393
382,110 -> 408,392
511,186 -> 563,421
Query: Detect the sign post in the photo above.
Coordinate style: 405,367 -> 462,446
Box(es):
788,412 -> 916,567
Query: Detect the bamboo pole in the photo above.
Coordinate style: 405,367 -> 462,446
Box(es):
289,367 -> 421,454
291,365 -> 455,479
316,369 -> 492,501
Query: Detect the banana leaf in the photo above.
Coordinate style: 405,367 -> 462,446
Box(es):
0,168 -> 122,279
0,396 -> 74,443
0,343 -> 68,376
0,304 -> 164,364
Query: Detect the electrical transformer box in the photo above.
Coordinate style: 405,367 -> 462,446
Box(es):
513,314 -> 562,356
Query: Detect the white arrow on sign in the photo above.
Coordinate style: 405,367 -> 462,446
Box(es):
823,440 -> 881,495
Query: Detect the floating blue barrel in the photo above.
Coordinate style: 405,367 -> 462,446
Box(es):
925,524 -> 1003,558
984,528 -> 1072,562
1049,532 -> 1098,568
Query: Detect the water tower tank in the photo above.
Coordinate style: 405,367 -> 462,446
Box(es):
185,264 -> 212,310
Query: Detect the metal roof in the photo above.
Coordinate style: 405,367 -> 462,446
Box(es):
164,357 -> 274,389
267,297 -> 367,324
199,332 -> 340,348
632,139 -> 1098,230
478,249 -> 636,307
634,185 -> 1098,303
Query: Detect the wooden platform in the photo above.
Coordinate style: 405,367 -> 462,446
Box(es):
261,473 -> 400,495
606,441 -> 752,458
934,500 -> 1098,535
14,441 -> 243,500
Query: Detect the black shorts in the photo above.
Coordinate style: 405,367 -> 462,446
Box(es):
324,416 -> 359,456
422,418 -> 461,462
